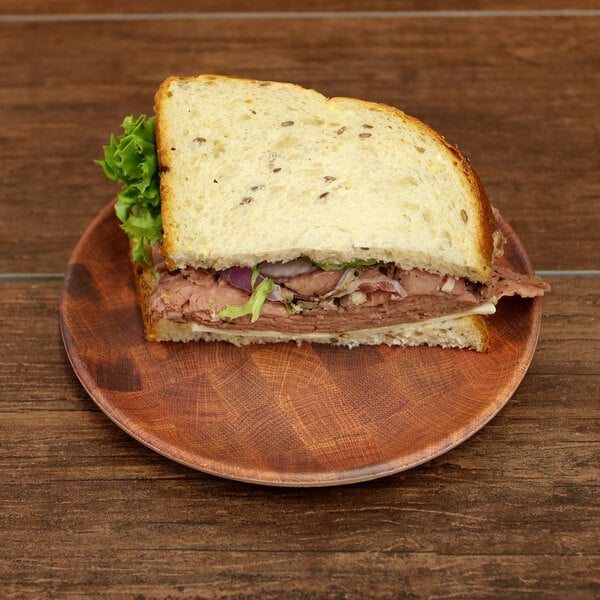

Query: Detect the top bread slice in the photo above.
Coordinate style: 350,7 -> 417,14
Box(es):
155,75 -> 496,282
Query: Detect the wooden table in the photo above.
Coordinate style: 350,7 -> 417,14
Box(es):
1,3 -> 598,598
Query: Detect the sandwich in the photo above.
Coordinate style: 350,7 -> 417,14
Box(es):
97,74 -> 548,350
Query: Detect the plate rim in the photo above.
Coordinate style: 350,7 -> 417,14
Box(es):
59,200 -> 542,487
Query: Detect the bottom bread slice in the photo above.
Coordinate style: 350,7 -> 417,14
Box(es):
148,313 -> 490,351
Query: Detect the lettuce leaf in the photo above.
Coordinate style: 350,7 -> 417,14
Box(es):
218,269 -> 275,323
315,258 -> 377,271
95,115 -> 161,265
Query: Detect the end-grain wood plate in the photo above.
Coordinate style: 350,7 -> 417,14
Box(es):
60,201 -> 542,486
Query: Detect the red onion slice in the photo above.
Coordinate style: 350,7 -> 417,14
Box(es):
258,257 -> 318,278
223,266 -> 283,301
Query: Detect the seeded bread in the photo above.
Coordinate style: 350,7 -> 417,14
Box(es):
133,260 -> 490,350
149,313 -> 491,351
155,75 -> 496,282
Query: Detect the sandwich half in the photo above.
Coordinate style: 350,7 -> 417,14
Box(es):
97,74 -> 548,350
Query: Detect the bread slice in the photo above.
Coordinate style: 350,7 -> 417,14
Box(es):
148,313 -> 491,351
155,75 -> 496,282
132,260 -> 492,351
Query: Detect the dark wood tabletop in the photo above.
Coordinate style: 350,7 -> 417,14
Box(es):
1,2 -> 598,599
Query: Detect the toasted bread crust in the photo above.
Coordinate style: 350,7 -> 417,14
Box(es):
131,257 -> 161,341
439,139 -> 496,278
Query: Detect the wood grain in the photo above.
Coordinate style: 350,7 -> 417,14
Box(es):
1,4 -> 599,599
1,276 -> 598,598
3,1 -> 600,15
0,15 -> 599,272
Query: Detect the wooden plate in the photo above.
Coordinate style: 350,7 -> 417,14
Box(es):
60,201 -> 542,486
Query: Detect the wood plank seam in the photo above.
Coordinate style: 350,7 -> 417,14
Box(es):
2,10 -> 600,23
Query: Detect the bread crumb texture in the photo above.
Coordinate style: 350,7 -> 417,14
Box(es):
156,75 -> 493,280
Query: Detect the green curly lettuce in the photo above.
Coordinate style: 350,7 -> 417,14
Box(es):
95,115 -> 162,265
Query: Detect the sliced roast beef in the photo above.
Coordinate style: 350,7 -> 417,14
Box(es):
276,269 -> 344,297
485,255 -> 550,302
395,269 -> 479,302
147,239 -> 549,333
149,269 -> 287,325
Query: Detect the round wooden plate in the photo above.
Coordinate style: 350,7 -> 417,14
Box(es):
60,201 -> 542,486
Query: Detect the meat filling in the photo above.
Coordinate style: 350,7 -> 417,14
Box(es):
147,246 -> 549,334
